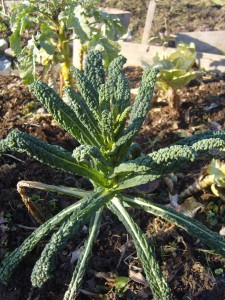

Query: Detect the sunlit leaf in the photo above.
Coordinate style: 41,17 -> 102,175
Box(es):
114,276 -> 130,290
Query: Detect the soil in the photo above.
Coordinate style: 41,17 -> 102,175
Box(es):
1,1 -> 225,300
99,0 -> 225,43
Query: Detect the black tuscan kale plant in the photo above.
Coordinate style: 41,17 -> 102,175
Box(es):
1,51 -> 225,300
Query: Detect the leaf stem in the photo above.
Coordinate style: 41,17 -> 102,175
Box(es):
58,21 -> 72,88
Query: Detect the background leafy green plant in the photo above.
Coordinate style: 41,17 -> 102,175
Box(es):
0,3 -> 11,39
9,0 -> 125,89
150,42 -> 204,109
201,0 -> 225,6
181,158 -> 225,200
1,51 -> 225,299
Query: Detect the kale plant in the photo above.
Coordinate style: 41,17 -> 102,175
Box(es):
1,51 -> 225,299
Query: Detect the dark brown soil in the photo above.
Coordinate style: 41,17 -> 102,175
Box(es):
99,0 -> 225,42
0,68 -> 225,300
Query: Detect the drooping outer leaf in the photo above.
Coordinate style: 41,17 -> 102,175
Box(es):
0,130 -> 107,186
64,208 -> 103,300
111,132 -> 225,190
113,145 -> 195,177
31,188 -> 114,287
29,81 -> 100,146
0,197 -> 83,283
124,195 -> 225,258
175,130 -> 225,147
108,197 -> 171,300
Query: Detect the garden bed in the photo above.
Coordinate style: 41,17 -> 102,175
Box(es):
0,68 -> 225,300
1,1 -> 225,299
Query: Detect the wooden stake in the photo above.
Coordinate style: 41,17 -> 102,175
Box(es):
142,0 -> 156,44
